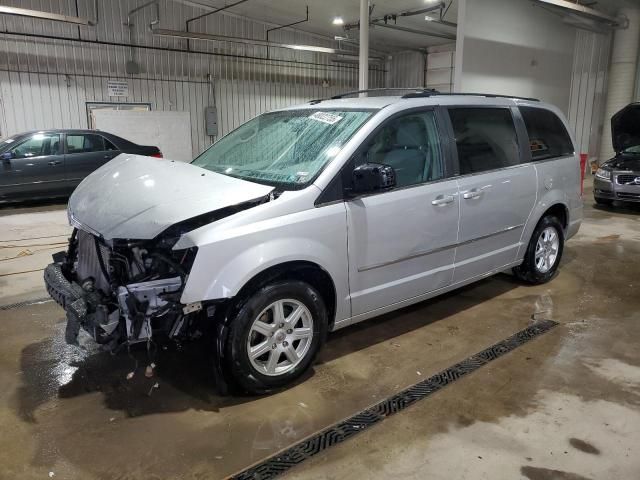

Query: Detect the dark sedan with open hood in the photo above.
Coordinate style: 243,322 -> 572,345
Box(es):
594,103 -> 640,205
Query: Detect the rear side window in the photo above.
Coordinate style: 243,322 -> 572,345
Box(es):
66,134 -> 105,153
448,108 -> 520,175
102,137 -> 118,151
519,107 -> 574,160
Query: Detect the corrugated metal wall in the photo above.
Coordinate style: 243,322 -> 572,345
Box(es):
387,51 -> 425,88
568,29 -> 612,164
0,0 -> 385,156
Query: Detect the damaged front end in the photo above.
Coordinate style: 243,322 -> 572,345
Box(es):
45,228 -> 200,348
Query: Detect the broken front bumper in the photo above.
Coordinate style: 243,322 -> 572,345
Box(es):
44,262 -> 92,345
45,261 -> 186,347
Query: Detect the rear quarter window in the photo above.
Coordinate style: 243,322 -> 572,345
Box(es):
519,107 -> 574,161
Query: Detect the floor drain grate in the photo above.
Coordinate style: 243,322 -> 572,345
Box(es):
230,319 -> 558,480
0,297 -> 53,311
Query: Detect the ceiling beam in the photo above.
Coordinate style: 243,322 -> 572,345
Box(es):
532,0 -> 621,27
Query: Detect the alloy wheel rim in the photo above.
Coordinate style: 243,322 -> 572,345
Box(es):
247,299 -> 314,376
534,226 -> 559,274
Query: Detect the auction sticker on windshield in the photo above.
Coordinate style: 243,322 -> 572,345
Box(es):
309,112 -> 343,125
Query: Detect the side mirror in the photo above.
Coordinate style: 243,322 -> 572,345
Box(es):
1,151 -> 14,162
351,163 -> 396,194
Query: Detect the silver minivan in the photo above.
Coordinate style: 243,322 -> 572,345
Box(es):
45,90 -> 583,393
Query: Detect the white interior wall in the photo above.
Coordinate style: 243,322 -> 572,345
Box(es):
0,0 -> 385,156
454,0 -> 576,114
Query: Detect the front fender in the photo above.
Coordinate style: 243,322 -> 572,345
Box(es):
180,202 -> 351,323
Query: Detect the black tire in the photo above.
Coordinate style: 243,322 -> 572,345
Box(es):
513,215 -> 564,285
224,280 -> 327,394
594,197 -> 613,206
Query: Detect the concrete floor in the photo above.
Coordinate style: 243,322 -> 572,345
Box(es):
1,185 -> 639,480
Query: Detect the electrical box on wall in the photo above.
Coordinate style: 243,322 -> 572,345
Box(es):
205,106 -> 218,137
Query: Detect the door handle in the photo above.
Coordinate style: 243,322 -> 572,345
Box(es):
47,160 -> 62,166
432,194 -> 455,206
463,188 -> 483,199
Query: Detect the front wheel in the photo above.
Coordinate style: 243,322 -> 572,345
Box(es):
513,216 -> 564,285
224,280 -> 327,394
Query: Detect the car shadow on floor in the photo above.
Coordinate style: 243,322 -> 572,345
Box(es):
319,274 -> 520,364
592,201 -> 640,216
14,274 -> 521,419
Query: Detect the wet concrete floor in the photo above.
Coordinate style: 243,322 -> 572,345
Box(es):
1,190 -> 639,479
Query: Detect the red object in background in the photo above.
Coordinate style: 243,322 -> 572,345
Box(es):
151,152 -> 163,158
579,153 -> 587,197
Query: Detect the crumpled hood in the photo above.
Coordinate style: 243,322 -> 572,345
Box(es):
607,155 -> 640,172
68,154 -> 274,240
611,102 -> 640,153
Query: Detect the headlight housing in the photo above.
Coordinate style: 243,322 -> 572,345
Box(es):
595,168 -> 611,181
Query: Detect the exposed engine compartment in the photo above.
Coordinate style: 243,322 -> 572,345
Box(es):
49,228 -> 199,348
45,193 -> 274,356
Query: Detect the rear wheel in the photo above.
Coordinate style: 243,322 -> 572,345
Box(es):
513,215 -> 564,285
224,280 -> 327,394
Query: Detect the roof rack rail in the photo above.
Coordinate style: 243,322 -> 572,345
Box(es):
401,91 -> 540,101
308,87 -> 439,104
308,89 -> 540,105
331,87 -> 439,100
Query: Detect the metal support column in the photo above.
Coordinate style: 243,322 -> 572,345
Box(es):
359,0 -> 369,93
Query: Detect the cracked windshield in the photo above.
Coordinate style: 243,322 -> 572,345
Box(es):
192,109 -> 373,188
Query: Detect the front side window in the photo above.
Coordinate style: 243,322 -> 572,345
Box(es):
448,108 -> 520,175
192,109 -> 374,189
520,107 -> 574,160
11,133 -> 61,158
66,134 -> 105,154
362,110 -> 444,188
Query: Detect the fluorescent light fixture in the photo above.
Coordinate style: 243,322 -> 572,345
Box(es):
424,15 -> 435,21
0,5 -> 92,25
284,44 -> 336,53
332,16 -> 344,25
334,35 -> 349,41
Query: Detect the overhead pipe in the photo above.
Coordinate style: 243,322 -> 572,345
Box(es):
345,2 -> 456,38
266,6 -> 309,59
126,0 -> 159,27
151,27 -> 381,57
371,21 -> 455,40
396,3 -> 457,28
183,0 -> 251,51
2,30 -> 387,72
266,6 -> 309,42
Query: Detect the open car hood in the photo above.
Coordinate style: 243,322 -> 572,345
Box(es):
68,154 -> 274,240
611,102 -> 640,153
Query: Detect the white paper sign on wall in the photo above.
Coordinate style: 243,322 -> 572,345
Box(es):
107,80 -> 129,97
